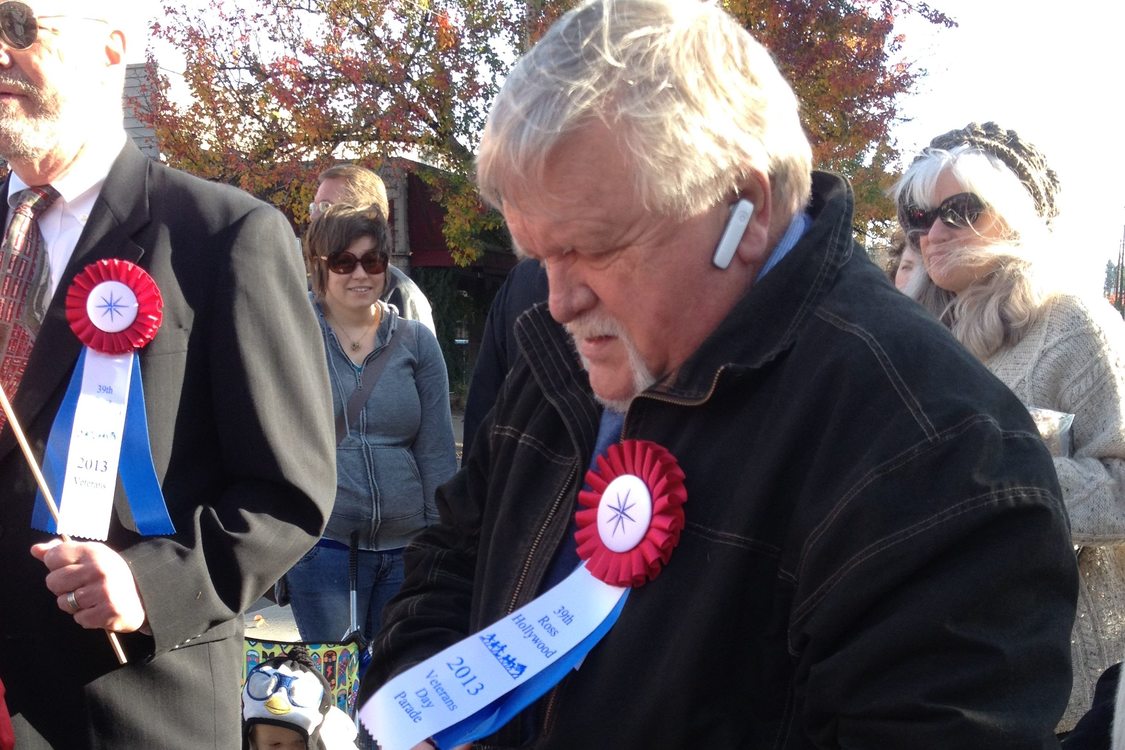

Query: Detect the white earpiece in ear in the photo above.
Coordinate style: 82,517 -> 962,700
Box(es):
712,199 -> 755,269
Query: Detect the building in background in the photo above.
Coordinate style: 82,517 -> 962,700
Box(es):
121,64 -> 515,404
124,64 -> 160,160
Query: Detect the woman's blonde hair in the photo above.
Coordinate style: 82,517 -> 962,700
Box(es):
892,143 -> 1056,360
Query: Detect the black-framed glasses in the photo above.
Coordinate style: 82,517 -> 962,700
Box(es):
0,2 -> 105,50
321,250 -> 388,275
245,664 -> 324,708
900,192 -> 985,238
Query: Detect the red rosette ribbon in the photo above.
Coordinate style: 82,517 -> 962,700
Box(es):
65,259 -> 163,354
575,439 -> 687,587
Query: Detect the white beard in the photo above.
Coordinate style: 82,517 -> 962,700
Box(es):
566,313 -> 657,413
0,70 -> 68,163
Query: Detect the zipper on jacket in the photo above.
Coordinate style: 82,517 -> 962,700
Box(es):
501,467 -> 576,746
505,467 -> 578,615
541,681 -> 564,739
537,379 -> 724,737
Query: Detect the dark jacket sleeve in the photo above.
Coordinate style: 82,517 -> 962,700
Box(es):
122,200 -> 337,655
791,421 -> 1077,748
361,420 -> 490,700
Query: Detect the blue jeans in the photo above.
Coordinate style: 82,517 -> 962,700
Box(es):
285,542 -> 405,646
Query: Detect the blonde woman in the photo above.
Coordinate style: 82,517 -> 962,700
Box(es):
895,122 -> 1125,732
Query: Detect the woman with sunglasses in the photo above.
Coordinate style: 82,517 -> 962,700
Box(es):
893,122 -> 1125,733
288,204 -> 457,664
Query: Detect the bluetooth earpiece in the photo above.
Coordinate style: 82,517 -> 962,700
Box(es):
711,199 -> 755,270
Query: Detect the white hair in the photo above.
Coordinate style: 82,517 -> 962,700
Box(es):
476,0 -> 813,222
894,146 -> 1048,251
892,145 -> 1056,359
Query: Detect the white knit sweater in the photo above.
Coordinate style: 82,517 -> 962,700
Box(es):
985,293 -> 1125,731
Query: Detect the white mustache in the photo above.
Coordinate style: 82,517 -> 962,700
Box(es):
0,74 -> 33,94
565,315 -> 621,340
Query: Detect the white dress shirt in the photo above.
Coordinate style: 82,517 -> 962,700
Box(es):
6,129 -> 128,300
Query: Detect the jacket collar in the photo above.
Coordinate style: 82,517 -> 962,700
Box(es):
311,294 -> 400,361
656,171 -> 856,400
513,302 -> 601,458
515,171 -> 857,410
0,140 -> 152,458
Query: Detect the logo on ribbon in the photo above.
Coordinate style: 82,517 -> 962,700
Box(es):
357,440 -> 687,749
575,439 -> 688,587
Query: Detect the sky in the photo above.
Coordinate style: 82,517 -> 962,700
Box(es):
139,1 -> 1120,293
892,1 -> 1124,294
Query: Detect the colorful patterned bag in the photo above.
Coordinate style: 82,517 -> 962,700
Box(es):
243,637 -> 362,718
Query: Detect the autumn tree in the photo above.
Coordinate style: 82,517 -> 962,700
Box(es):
142,0 -> 951,263
142,0 -> 569,264
727,0 -> 953,241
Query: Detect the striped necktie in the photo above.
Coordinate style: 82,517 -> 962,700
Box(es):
0,185 -> 61,430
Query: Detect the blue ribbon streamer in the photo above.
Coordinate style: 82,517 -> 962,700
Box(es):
432,585 -> 630,749
32,351 -> 83,533
118,353 -> 174,534
32,348 -> 175,536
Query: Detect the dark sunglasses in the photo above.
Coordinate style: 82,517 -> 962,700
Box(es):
900,192 -> 985,236
0,2 -> 104,50
321,250 -> 388,275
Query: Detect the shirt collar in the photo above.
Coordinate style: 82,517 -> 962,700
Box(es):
757,210 -> 812,280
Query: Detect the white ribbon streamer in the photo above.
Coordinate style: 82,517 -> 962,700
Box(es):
56,350 -> 132,540
360,564 -> 625,750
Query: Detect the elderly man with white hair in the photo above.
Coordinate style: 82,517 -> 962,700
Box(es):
356,1 -> 1078,748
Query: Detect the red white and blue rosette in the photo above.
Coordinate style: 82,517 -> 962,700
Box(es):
65,260 -> 163,353
575,439 -> 688,587
33,260 -> 175,540
360,439 -> 688,750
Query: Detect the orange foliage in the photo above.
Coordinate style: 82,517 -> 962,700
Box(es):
725,0 -> 954,237
140,0 -> 950,259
